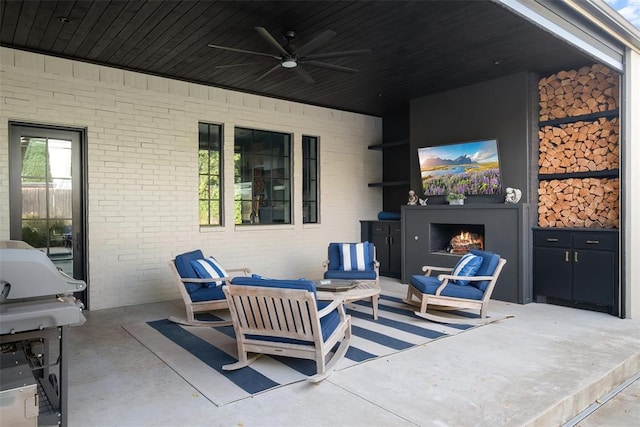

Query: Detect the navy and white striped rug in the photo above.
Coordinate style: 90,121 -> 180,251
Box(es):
122,294 -> 481,406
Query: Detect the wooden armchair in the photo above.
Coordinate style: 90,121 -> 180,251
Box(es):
168,250 -> 250,326
322,242 -> 379,284
222,277 -> 351,383
404,249 -> 506,324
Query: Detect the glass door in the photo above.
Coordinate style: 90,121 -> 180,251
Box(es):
9,124 -> 87,305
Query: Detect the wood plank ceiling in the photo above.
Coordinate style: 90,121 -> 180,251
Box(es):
1,0 -> 594,116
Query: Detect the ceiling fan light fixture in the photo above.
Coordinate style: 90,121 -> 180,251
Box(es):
281,59 -> 297,68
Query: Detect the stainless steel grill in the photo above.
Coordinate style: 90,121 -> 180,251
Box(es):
1,241 -> 86,426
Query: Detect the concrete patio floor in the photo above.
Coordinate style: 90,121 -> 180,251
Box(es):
67,277 -> 640,426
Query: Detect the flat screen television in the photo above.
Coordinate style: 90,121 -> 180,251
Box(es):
418,139 -> 502,197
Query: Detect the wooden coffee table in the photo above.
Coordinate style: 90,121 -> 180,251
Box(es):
316,280 -> 381,320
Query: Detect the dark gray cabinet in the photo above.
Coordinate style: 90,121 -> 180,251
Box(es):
361,220 -> 401,278
533,228 -> 619,315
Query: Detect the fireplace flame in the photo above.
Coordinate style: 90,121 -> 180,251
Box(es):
449,230 -> 484,254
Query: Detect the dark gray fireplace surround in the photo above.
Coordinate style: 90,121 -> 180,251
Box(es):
401,204 -> 532,304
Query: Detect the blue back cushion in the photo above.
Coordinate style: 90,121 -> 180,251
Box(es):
469,249 -> 501,292
174,250 -> 205,294
451,253 -> 483,286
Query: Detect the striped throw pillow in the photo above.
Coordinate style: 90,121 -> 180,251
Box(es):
190,257 -> 229,288
339,242 -> 370,272
451,253 -> 483,286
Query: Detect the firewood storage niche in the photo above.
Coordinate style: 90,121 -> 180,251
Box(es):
534,63 -> 621,317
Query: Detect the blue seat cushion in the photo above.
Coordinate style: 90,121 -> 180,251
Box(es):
410,275 -> 484,300
451,253 -> 483,286
324,269 -> 377,280
189,285 -> 226,302
469,249 -> 501,292
174,250 -> 205,294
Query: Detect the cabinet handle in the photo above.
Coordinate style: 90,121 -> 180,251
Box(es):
565,251 -> 570,262
586,240 -> 599,244
389,236 -> 393,245
574,251 -> 579,263
546,238 -> 559,242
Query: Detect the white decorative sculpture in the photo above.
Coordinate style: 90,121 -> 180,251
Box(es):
505,187 -> 522,204
407,190 -> 418,205
408,190 -> 428,206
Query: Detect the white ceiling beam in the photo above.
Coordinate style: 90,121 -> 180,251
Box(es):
495,0 -> 625,71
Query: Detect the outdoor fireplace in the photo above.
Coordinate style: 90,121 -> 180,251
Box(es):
430,223 -> 485,255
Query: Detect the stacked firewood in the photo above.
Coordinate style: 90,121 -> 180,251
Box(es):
539,117 -> 619,174
537,64 -> 620,229
539,64 -> 619,121
538,178 -> 619,228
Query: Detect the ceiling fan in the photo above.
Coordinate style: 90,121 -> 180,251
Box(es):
208,27 -> 371,83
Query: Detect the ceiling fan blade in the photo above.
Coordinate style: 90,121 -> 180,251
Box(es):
294,66 -> 315,83
215,62 -> 264,69
303,49 -> 372,60
302,60 -> 359,74
254,26 -> 290,56
208,44 -> 280,59
295,30 -> 336,56
255,64 -> 283,82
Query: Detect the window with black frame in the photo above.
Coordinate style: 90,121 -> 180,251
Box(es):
198,123 -> 222,226
302,135 -> 318,223
234,128 -> 291,225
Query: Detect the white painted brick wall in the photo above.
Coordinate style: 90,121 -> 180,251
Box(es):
0,47 -> 383,310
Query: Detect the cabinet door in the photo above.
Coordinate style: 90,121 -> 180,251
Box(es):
572,250 -> 615,305
388,224 -> 402,277
402,212 -> 430,281
371,224 -> 390,274
534,247 -> 572,300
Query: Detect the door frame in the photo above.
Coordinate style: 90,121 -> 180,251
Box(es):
8,121 -> 89,308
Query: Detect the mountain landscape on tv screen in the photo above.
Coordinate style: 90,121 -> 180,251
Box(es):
420,154 -> 476,168
418,141 -> 502,197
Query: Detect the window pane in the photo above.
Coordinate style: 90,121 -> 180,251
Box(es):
234,128 -> 291,225
198,123 -> 223,226
302,135 -> 319,224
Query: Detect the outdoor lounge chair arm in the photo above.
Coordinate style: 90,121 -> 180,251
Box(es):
422,265 -> 454,276
178,267 -> 251,284
179,277 -> 225,284
437,274 -> 495,282
226,267 -> 252,275
317,298 -> 343,318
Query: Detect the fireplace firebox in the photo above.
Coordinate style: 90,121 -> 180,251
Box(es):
430,223 -> 485,255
